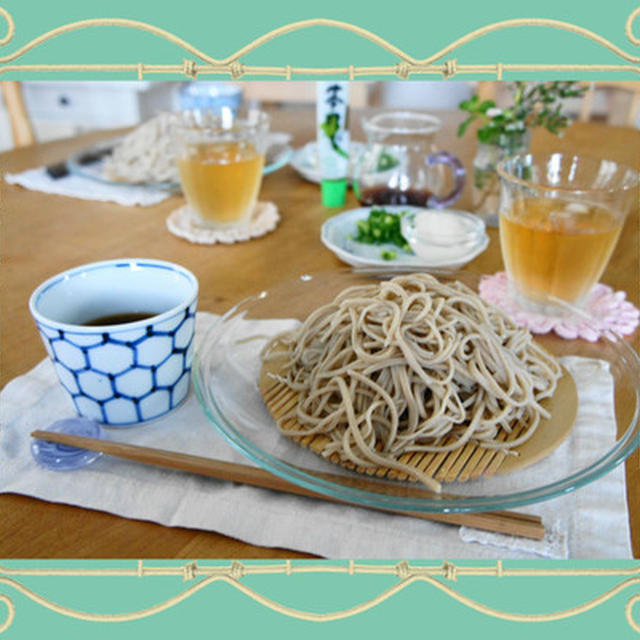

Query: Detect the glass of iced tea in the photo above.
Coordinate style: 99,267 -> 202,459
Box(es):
497,153 -> 638,314
175,109 -> 269,228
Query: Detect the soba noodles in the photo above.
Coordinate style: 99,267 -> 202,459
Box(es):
103,113 -> 181,184
262,274 -> 561,492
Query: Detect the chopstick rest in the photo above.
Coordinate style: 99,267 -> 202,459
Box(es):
31,418 -> 106,471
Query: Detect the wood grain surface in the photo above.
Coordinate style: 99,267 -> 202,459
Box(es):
1,107 -> 638,558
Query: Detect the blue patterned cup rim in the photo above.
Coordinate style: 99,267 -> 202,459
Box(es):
29,258 -> 199,334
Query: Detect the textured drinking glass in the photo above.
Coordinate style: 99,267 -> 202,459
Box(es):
497,153 -> 639,313
175,109 -> 269,229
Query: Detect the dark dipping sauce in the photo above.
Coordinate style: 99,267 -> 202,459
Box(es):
82,312 -> 156,326
358,187 -> 434,207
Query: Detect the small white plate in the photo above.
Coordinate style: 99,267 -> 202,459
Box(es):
291,141 -> 365,184
321,206 -> 490,268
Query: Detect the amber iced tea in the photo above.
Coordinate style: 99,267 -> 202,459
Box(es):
497,153 -> 638,312
500,197 -> 622,304
178,141 -> 264,226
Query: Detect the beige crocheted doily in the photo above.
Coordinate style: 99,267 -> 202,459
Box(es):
166,201 -> 280,245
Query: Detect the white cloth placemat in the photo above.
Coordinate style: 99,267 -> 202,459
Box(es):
4,167 -> 172,207
0,313 -> 631,558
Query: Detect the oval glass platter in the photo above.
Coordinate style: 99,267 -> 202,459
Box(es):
192,269 -> 640,513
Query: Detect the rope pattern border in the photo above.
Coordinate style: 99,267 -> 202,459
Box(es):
0,8 -> 638,78
0,561 -> 639,632
1,3 -> 639,635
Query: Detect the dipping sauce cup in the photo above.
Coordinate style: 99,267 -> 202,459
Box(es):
29,259 -> 199,426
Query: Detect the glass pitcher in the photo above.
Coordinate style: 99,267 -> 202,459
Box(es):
353,111 -> 466,208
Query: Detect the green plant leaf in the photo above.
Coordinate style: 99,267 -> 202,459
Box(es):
479,100 -> 496,112
457,115 -> 476,137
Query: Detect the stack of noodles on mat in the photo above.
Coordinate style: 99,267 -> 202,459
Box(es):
262,274 -> 562,492
103,113 -> 181,184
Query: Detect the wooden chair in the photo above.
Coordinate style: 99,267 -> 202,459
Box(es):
475,81 -> 498,104
1,81 -> 36,147
578,81 -> 640,127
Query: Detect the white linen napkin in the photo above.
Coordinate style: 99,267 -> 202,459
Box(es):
3,167 -> 172,207
0,313 -> 631,558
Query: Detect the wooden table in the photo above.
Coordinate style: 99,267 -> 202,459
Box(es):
1,109 -> 638,558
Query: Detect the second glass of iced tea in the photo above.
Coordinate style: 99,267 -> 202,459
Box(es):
497,153 -> 638,314
176,109 -> 269,228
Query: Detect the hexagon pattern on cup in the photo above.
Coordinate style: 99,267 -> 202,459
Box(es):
39,325 -> 60,339
54,362 -> 79,395
174,316 -> 195,349
74,396 -> 103,422
139,390 -> 171,419
185,340 -> 195,368
115,368 -> 153,397
137,336 -> 173,366
153,314 -> 184,333
52,340 -> 86,370
35,306 -> 196,426
40,332 -> 55,359
89,343 -> 134,374
77,370 -> 114,401
104,397 -> 139,424
66,333 -> 105,348
156,353 -> 184,387
171,371 -> 191,408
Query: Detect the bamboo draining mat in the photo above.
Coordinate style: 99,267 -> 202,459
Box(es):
259,356 -> 577,486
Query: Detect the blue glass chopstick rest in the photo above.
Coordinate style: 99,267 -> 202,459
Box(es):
31,417 -> 105,471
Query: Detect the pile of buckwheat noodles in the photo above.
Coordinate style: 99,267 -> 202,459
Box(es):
262,274 -> 562,492
103,113 -> 181,184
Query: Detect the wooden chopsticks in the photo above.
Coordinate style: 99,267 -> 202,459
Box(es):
30,430 -> 546,541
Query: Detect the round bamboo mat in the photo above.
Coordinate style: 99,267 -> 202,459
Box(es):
259,349 -> 578,485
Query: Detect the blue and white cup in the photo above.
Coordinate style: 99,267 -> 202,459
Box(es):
29,259 -> 199,427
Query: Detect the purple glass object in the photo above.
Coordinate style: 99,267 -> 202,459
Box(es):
31,417 -> 105,471
426,151 -> 466,208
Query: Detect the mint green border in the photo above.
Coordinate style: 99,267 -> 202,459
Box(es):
0,0 -> 638,80
0,560 -> 640,639
1,1 -> 639,638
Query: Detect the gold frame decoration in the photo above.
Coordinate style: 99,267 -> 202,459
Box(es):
0,7 -> 638,79
0,561 -> 640,632
2,3 -> 640,638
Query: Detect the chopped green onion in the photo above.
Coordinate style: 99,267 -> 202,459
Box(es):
353,208 -> 410,252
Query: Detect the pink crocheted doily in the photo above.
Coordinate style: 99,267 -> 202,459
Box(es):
479,272 -> 639,342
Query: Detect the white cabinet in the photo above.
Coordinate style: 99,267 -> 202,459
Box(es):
20,81 -> 180,142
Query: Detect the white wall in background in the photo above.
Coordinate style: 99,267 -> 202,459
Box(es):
0,82 -> 181,152
1,81 -> 638,153
380,81 -> 475,110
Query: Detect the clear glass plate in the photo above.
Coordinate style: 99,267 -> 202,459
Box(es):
67,137 -> 293,190
192,269 -> 640,512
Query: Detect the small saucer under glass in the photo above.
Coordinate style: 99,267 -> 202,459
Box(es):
479,271 -> 639,342
166,201 -> 280,245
